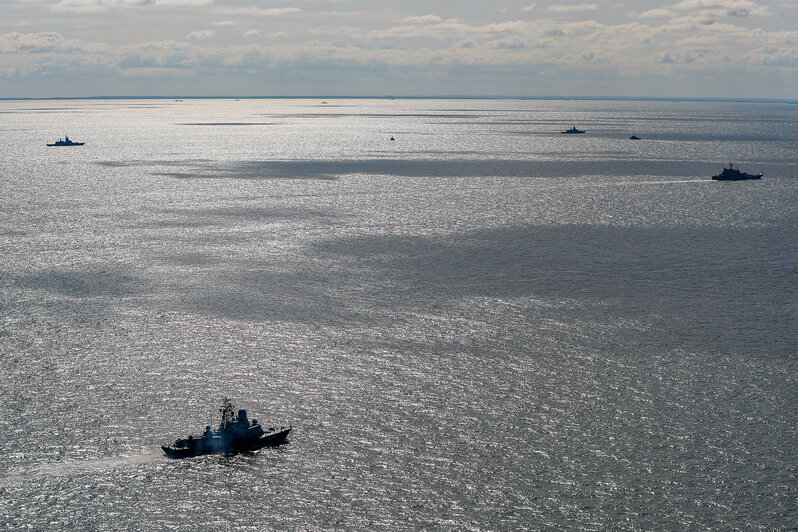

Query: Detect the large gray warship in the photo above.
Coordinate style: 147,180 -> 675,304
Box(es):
162,400 -> 291,458
712,163 -> 762,181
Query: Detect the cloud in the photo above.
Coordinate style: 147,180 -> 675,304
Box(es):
1,3 -> 795,98
401,15 -> 444,24
0,62 -> 47,78
671,0 -> 771,16
50,0 -> 214,12
656,50 -> 705,64
114,39 -> 209,72
185,30 -> 215,40
0,31 -> 102,53
118,66 -> 190,77
558,49 -> 615,64
547,3 -> 599,12
635,8 -> 677,18
743,46 -> 798,66
210,6 -> 301,16
154,0 -> 212,4
354,19 -> 528,41
52,0 -> 150,13
522,4 -> 535,11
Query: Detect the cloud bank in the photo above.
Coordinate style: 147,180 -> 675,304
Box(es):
0,0 -> 795,98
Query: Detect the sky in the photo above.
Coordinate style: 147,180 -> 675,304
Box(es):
1,0 -> 797,98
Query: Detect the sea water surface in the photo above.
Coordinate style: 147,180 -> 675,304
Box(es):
1,98 -> 797,530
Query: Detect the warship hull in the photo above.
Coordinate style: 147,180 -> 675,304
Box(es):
162,427 -> 291,458
711,173 -> 762,181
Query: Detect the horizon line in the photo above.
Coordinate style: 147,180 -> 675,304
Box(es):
2,95 -> 798,104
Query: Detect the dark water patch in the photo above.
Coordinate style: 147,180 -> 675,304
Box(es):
0,109 -> 92,116
1,228 -> 28,237
96,159 -> 214,168
157,159 -> 772,180
142,206 -> 332,229
309,225 -> 798,354
157,252 -> 216,266
369,150 -> 490,157
184,270 -> 370,325
645,133 -> 798,143
427,108 -> 550,113
462,120 -> 555,126
268,113 -> 484,119
0,107 -> 81,112
166,205 -> 328,220
366,113 -> 484,119
177,122 -> 278,126
112,104 -> 170,108
512,130 -> 798,143
613,114 -> 798,125
154,161 -> 338,180
16,268 -> 146,298
165,222 -> 797,356
139,218 -> 210,229
511,114 -> 798,125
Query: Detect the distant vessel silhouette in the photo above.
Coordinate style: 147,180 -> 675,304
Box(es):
629,135 -> 640,140
162,399 -> 291,458
712,163 -> 762,181
561,126 -> 585,134
46,135 -> 84,147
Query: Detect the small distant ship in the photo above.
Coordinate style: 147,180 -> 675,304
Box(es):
629,135 -> 640,140
46,135 -> 84,147
162,399 -> 291,458
712,163 -> 762,181
561,126 -> 585,134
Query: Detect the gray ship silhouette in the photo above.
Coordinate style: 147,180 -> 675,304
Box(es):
162,399 -> 291,458
712,163 -> 762,181
46,135 -> 84,147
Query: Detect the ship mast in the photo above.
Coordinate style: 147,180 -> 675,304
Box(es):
219,398 -> 236,429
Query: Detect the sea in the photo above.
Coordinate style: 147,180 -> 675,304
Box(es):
1,98 -> 797,530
